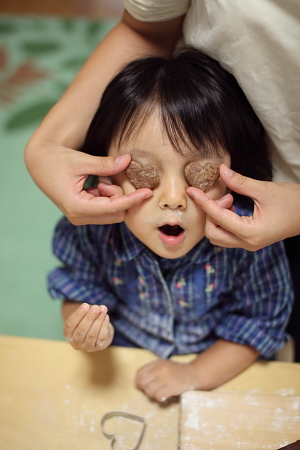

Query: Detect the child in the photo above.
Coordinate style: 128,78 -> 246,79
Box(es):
48,49 -> 293,402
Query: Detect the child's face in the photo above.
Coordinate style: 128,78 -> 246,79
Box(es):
109,111 -> 230,259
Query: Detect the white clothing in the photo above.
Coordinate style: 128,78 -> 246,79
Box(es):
124,0 -> 300,183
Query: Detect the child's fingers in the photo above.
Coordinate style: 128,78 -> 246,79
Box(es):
83,309 -> 106,349
152,386 -> 171,403
135,362 -> 157,390
136,360 -> 189,402
96,315 -> 111,349
136,368 -> 167,401
84,306 -> 109,350
70,305 -> 101,347
136,360 -> 157,376
64,303 -> 90,340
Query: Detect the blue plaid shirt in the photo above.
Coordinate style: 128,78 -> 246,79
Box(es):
48,206 -> 293,359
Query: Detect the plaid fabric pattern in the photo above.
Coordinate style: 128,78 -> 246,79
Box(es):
48,205 -> 293,359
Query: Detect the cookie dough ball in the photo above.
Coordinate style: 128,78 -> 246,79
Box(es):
185,162 -> 219,191
125,161 -> 160,189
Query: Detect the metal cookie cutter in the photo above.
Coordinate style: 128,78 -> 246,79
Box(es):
100,410 -> 146,450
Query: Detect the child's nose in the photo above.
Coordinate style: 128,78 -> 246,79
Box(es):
158,177 -> 187,210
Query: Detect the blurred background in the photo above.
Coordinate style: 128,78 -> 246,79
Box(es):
0,1 -> 123,340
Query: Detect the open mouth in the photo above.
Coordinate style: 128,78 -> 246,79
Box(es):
158,224 -> 184,236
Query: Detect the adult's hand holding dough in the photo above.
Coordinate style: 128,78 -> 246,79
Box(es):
25,149 -> 152,226
24,12 -> 182,226
187,164 -> 300,251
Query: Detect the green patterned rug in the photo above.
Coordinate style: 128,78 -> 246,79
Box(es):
0,15 -> 116,339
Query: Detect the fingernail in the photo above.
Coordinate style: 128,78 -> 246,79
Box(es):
186,189 -> 194,198
80,303 -> 89,311
115,154 -> 129,165
186,187 -> 198,198
222,165 -> 233,177
142,190 -> 153,198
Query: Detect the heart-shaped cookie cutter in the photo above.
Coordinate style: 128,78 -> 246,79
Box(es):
100,410 -> 146,450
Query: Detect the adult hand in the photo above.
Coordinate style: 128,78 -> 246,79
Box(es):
25,147 -> 152,225
187,164 -> 300,251
64,303 -> 114,352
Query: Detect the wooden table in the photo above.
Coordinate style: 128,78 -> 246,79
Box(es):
1,335 -> 300,449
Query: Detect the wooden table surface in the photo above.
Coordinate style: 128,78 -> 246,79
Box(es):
1,334 -> 300,450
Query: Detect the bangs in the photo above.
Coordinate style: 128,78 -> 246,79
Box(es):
114,99 -> 226,159
110,70 -> 227,159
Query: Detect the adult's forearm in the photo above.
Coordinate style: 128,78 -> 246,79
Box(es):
26,12 -> 184,154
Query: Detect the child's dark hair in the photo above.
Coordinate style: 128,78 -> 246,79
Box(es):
82,48 -> 272,199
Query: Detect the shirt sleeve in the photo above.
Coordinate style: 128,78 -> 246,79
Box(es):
215,242 -> 293,358
124,0 -> 190,22
47,217 -> 118,310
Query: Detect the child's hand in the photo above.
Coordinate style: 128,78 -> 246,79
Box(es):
135,359 -> 198,402
64,303 -> 114,352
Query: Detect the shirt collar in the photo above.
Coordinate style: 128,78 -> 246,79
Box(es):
111,222 -> 146,261
158,237 -> 216,271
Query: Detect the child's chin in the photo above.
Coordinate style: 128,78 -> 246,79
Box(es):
153,245 -> 191,260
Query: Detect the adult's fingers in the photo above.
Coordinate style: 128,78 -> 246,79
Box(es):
214,193 -> 234,210
85,182 -> 126,198
73,152 -> 132,177
68,188 -> 152,225
202,193 -> 251,248
218,164 -> 263,200
186,184 -> 265,251
187,186 -> 255,237
97,182 -> 124,198
203,217 -> 258,250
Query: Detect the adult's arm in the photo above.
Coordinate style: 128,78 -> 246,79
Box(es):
24,11 -> 184,225
187,165 -> 300,250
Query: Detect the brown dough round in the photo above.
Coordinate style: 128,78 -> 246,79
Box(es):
125,160 -> 160,190
184,162 -> 219,191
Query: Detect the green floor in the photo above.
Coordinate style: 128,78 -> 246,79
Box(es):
0,15 -> 116,340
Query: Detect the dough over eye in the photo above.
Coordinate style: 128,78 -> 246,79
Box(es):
125,160 -> 160,189
184,162 -> 220,191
